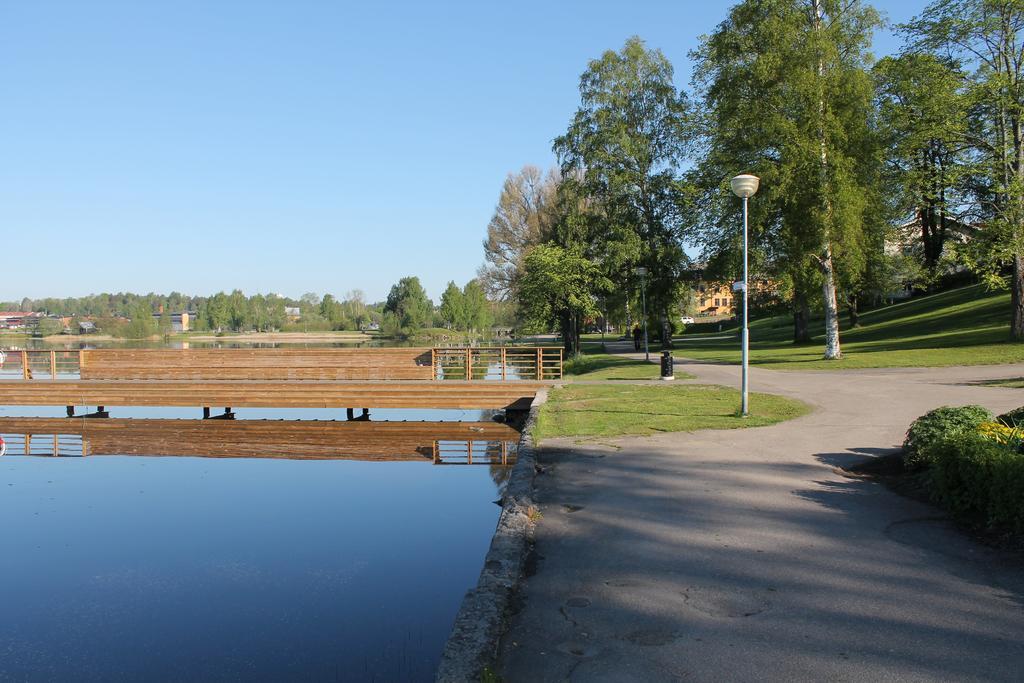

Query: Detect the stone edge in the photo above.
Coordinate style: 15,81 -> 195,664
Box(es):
435,388 -> 548,682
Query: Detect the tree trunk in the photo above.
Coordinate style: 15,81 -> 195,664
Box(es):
560,312 -> 573,356
1013,254 -> 1024,341
821,248 -> 842,360
793,292 -> 811,344
811,0 -> 840,361
847,294 -> 859,328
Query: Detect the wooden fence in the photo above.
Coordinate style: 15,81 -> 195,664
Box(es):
0,347 -> 562,382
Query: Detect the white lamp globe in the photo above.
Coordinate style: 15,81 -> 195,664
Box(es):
730,174 -> 760,198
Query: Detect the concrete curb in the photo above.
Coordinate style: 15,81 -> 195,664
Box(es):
435,388 -> 548,682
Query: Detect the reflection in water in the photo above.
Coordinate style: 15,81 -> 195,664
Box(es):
0,417 -> 520,681
0,418 -> 519,465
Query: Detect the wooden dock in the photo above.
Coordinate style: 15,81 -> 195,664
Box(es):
0,417 -> 520,463
0,379 -> 545,410
0,347 -> 560,411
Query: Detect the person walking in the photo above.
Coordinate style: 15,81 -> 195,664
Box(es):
632,325 -> 642,351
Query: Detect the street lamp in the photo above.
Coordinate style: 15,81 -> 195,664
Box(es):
730,173 -> 759,417
634,266 -> 649,362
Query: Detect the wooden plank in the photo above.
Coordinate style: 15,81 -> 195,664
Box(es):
0,380 -> 547,409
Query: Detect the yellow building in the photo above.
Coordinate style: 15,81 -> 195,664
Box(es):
696,281 -> 736,316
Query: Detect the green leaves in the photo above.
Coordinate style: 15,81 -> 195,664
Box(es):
517,243 -> 609,334
383,276 -> 432,334
554,36 -> 692,316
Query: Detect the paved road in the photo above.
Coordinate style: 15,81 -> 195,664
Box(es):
497,357 -> 1024,682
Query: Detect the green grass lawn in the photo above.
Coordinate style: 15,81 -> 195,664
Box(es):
674,284 -> 1024,370
534,383 -> 810,440
563,353 -> 694,381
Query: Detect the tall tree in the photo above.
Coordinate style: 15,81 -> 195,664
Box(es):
517,244 -> 608,355
691,0 -> 882,358
461,279 -> 492,332
874,52 -> 970,278
479,166 -> 559,300
904,0 -> 1024,340
439,281 -> 465,329
384,276 -> 433,332
554,36 -> 692,344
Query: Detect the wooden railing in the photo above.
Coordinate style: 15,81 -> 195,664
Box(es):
0,350 -> 82,380
432,439 -> 516,465
431,347 -> 563,381
0,346 -> 563,382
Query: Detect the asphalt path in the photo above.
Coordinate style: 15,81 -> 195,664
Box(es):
497,353 -> 1024,682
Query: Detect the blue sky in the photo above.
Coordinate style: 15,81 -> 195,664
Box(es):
0,0 -> 924,303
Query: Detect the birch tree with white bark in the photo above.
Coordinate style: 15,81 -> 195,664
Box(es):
691,0 -> 882,359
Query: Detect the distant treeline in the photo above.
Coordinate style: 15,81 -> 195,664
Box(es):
2,278 -> 514,337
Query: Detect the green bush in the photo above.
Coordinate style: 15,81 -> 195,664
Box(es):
903,405 -> 994,468
929,432 -> 1024,534
997,406 -> 1024,428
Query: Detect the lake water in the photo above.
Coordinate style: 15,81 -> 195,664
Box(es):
0,396 -> 516,679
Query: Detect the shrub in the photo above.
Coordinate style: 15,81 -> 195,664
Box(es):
977,421 -> 1023,449
929,432 -> 1024,534
903,405 -> 994,469
997,406 -> 1024,428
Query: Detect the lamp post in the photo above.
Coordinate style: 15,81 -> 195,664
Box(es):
730,174 -> 759,417
635,266 -> 649,362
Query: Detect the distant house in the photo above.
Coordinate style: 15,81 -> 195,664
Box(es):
684,265 -> 779,318
152,311 -> 191,332
886,216 -> 978,259
695,281 -> 737,317
0,311 -> 42,329
78,321 -> 97,334
284,306 -> 301,321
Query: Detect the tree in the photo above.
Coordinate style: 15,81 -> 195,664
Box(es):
124,302 -> 158,339
690,0 -> 882,358
343,290 -> 368,329
874,52 -> 970,278
439,281 -> 465,329
904,0 -> 1024,340
227,289 -> 249,331
462,279 -> 492,332
319,294 -> 347,329
203,292 -> 230,332
555,37 -> 692,342
479,166 -> 559,300
518,243 -> 608,355
384,276 -> 433,333
158,308 -> 172,335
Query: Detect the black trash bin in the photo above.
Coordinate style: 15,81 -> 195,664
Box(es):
660,350 -> 674,381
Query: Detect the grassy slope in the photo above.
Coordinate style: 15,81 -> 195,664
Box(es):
535,384 -> 810,441
564,353 -> 694,381
675,284 -> 1024,370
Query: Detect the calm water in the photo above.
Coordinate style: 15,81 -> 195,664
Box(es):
0,405 -> 512,681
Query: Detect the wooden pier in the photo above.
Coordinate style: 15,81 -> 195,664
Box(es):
0,347 -> 560,411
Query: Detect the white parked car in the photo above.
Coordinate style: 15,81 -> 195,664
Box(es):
680,316 -> 695,324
